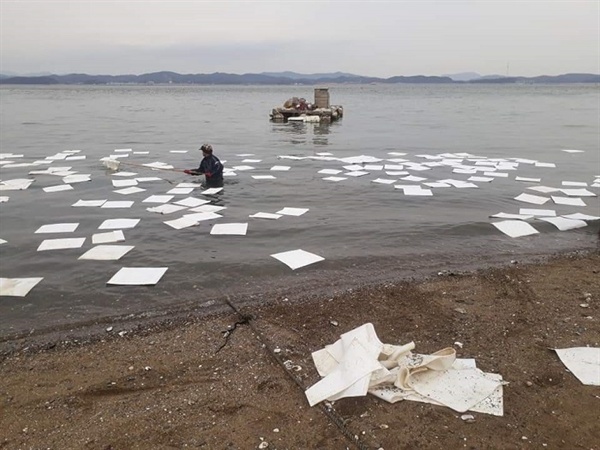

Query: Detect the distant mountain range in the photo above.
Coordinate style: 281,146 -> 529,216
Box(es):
0,71 -> 598,85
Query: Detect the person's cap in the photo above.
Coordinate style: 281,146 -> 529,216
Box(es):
200,144 -> 213,154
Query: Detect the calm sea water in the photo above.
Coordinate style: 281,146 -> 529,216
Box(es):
0,84 -> 599,338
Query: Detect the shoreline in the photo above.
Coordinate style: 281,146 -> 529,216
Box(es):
1,250 -> 598,449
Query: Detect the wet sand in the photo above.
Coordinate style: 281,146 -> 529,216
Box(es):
1,250 -> 599,449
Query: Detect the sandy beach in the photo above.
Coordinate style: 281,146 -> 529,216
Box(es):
1,250 -> 599,449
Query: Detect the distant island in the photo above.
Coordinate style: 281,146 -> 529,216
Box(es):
0,71 -> 598,85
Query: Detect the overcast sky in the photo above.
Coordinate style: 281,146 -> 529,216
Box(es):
1,0 -> 598,77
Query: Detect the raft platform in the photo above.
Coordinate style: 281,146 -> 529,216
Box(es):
270,88 -> 343,124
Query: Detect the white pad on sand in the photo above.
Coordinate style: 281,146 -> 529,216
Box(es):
43,184 -> 73,193
72,199 -> 107,207
92,230 -> 125,244
519,208 -> 556,217
210,223 -> 248,235
101,201 -> 134,209
538,217 -> 587,231
99,218 -> 140,230
551,196 -> 586,207
37,237 -> 86,251
164,217 -> 199,230
146,204 -> 188,215
0,277 -> 44,297
271,249 -> 324,270
79,245 -> 134,260
555,347 -> 600,386
492,220 -> 539,238
143,195 -> 174,204
202,187 -> 223,195
514,193 -> 549,205
114,186 -> 146,195
35,223 -> 79,234
174,197 -> 210,207
107,267 -> 168,286
249,212 -> 282,220
276,207 -> 309,216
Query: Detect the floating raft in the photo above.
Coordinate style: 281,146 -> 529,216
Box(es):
270,88 -> 343,124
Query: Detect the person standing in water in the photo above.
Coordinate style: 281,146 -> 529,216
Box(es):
184,144 -> 224,187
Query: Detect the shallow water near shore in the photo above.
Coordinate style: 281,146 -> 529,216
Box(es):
0,84 -> 598,338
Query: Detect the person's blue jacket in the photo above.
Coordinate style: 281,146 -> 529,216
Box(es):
198,154 -> 223,180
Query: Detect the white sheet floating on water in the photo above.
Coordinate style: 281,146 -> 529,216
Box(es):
112,171 -> 138,177
0,239 -> 6,245
0,179 -> 34,191
147,204 -> 188,215
528,185 -> 561,194
323,177 -> 347,182
189,204 -> 226,213
43,184 -> 73,193
515,176 -> 541,183
561,188 -> 596,197
92,230 -> 125,244
372,178 -> 397,185
173,197 -> 210,207
519,208 -> 556,217
492,220 -> 539,238
561,149 -> 585,153
167,187 -> 194,195
514,193 -> 549,205
112,179 -> 138,187
0,277 -> 44,297
271,249 -> 324,270
319,169 -> 343,175
249,212 -> 282,220
231,165 -> 255,171
535,162 -> 556,168
551,196 -> 586,207
210,223 -> 248,235
0,196 -> 8,202
136,177 -> 163,183
306,323 -> 504,415
468,176 -> 494,183
37,237 -> 86,251
276,207 -> 309,216
164,217 -> 199,230
143,195 -> 174,204
562,213 -> 600,221
98,218 -> 140,230
403,186 -> 433,196
490,212 -> 534,220
538,216 -> 587,231
271,165 -> 291,171
554,347 -> 600,386
252,175 -> 276,180
183,212 -> 223,222
72,199 -> 107,207
101,201 -> 134,209
345,171 -> 369,177
107,267 -> 168,286
202,187 -> 223,195
562,181 -> 588,187
114,186 -> 146,195
79,245 -> 134,261
62,175 -> 91,184
35,223 -> 79,234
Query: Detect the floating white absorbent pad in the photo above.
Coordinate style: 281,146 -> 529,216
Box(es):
538,216 -> 587,231
0,179 -> 34,190
202,187 -> 223,195
112,179 -> 138,187
183,212 -> 222,222
92,230 -> 125,244
271,165 -> 291,171
114,186 -> 146,195
514,193 -> 549,205
98,218 -> 140,230
562,213 -> 600,221
551,196 -> 586,207
490,212 -> 534,221
43,184 -> 73,193
519,208 -> 556,217
276,207 -> 309,216
249,212 -> 282,220
0,277 -> 44,297
174,197 -> 210,207
62,174 -> 91,184
143,195 -> 174,204
79,245 -> 134,260
561,188 -> 596,197
101,201 -> 134,208
554,348 -> 600,386
190,204 -> 226,213
37,238 -> 86,251
271,249 -> 324,270
252,175 -> 276,180
72,199 -> 107,207
492,220 -> 539,238
107,267 -> 168,286
167,187 -> 194,195
319,169 -> 343,175
146,204 -> 188,215
210,223 -> 248,235
164,217 -> 199,230
35,223 -> 79,234
323,177 -> 347,182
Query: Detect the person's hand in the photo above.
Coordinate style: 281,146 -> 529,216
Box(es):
184,170 -> 192,175
205,172 -> 212,178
